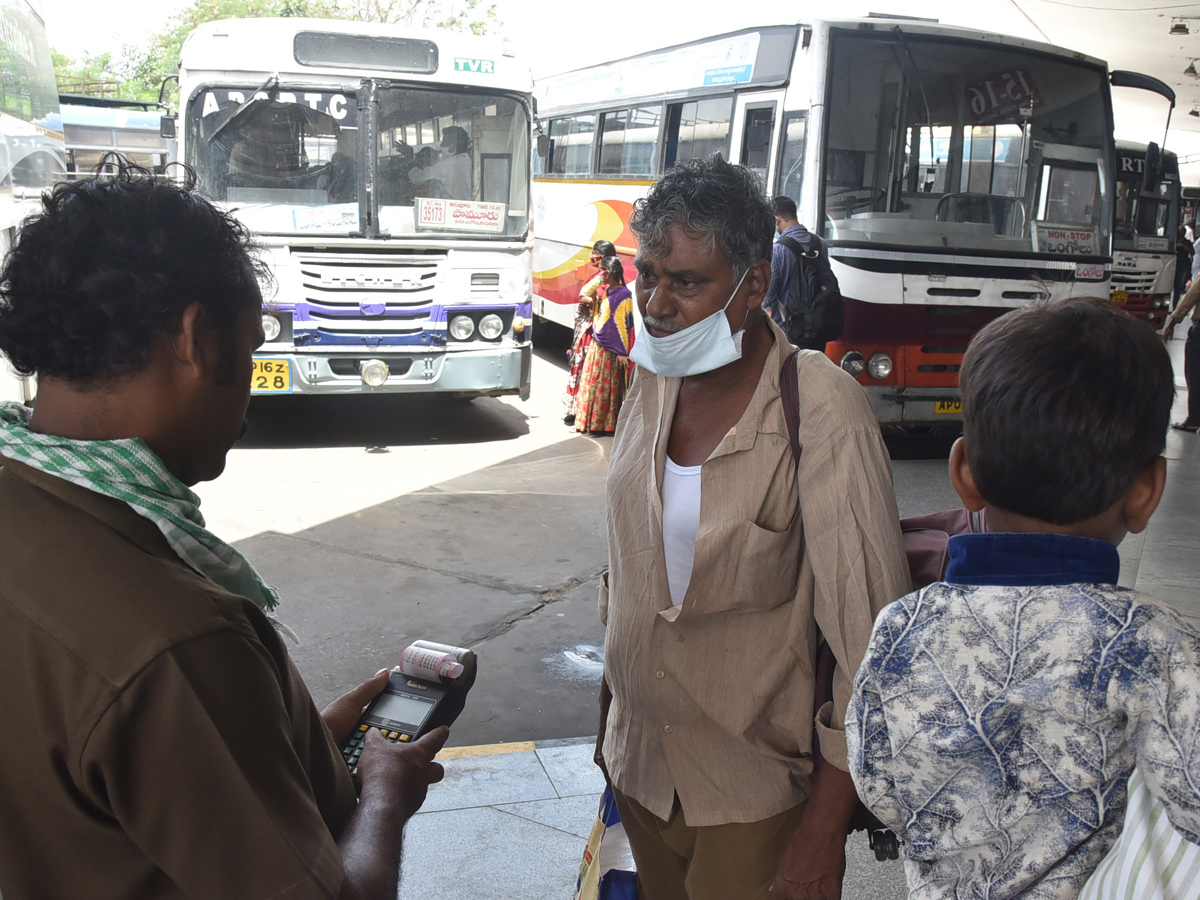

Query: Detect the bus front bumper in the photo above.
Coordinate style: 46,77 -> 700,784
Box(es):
253,345 -> 532,400
862,386 -> 963,426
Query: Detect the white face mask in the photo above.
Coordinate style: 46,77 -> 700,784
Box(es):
629,268 -> 749,378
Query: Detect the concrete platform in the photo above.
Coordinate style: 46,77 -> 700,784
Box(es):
403,737 -> 909,899
396,335 -> 1200,900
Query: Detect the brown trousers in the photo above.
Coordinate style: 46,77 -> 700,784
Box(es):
612,789 -> 807,900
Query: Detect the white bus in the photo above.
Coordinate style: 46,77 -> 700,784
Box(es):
178,18 -> 534,398
1110,140 -> 1179,329
533,19 -> 1142,424
0,0 -> 66,403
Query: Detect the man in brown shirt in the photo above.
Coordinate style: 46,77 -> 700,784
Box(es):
0,165 -> 446,899
598,156 -> 910,899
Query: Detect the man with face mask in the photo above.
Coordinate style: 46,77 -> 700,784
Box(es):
595,155 -> 910,900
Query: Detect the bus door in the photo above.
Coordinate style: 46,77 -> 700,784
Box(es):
731,91 -> 784,190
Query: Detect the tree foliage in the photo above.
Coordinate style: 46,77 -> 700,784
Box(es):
53,0 -> 500,105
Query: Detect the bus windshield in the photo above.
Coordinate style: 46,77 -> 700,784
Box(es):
823,32 -> 1111,257
376,86 -> 530,238
188,84 -> 529,238
1115,177 -> 1172,246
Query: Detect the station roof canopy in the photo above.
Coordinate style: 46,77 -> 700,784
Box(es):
1012,0 -> 1200,143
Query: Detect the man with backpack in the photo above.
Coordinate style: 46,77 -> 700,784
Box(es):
767,196 -> 844,351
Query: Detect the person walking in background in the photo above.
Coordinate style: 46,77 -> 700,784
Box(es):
1191,224 -> 1200,291
1175,225 -> 1193,309
564,240 -> 615,426
574,255 -> 635,435
764,196 -> 812,328
1165,276 -> 1200,432
764,195 -> 842,351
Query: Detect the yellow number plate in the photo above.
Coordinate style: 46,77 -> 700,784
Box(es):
1111,290 -> 1129,306
252,359 -> 292,394
934,400 -> 963,415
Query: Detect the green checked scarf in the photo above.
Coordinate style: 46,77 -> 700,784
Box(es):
0,402 -> 295,640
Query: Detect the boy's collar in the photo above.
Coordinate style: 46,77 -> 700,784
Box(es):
945,532 -> 1120,587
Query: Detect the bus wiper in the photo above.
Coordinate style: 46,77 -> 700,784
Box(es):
893,29 -> 933,129
207,73 -> 280,143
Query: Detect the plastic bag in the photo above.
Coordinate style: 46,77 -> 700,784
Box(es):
574,786 -> 637,900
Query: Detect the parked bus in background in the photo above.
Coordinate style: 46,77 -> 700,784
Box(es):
60,98 -> 176,177
533,19 -> 1148,424
178,18 -> 534,399
1110,140 -> 1178,329
1182,185 -> 1200,232
0,0 -> 66,403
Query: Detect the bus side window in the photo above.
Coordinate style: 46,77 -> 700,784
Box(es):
549,114 -> 595,176
663,97 -> 732,168
598,106 -> 661,177
776,113 -> 806,202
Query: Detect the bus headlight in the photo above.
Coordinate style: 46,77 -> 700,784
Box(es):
867,352 -> 893,380
449,315 -> 475,341
839,350 -> 866,378
479,314 -> 504,340
359,359 -> 389,387
262,313 -> 282,342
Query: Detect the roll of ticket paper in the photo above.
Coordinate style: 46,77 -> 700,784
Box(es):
398,644 -> 466,683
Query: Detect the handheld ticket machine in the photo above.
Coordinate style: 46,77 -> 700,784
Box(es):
341,640 -> 476,776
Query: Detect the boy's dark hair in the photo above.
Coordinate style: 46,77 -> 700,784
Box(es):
772,195 -> 798,221
630,154 -> 773,282
960,298 -> 1174,524
0,157 -> 266,385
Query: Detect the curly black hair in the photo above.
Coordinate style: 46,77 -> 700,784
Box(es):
0,157 -> 267,384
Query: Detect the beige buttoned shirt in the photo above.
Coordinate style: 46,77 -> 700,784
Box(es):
600,318 -> 910,827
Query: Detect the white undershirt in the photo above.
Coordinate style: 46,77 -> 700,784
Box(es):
661,456 -> 703,606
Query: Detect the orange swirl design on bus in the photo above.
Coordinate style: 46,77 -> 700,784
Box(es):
534,199 -> 637,306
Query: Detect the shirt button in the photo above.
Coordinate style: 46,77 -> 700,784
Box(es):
663,725 -> 672,734
656,670 -> 664,679
677,635 -> 685,643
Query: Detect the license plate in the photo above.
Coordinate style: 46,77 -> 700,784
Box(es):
252,359 -> 292,393
934,400 -> 962,415
1111,290 -> 1129,306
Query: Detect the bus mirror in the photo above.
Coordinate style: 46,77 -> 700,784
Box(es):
1142,141 -> 1162,194
536,134 -> 550,159
160,115 -> 177,140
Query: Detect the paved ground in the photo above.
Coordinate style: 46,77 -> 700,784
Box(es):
185,326 -> 1199,899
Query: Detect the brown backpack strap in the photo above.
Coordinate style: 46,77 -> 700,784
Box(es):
780,349 -> 802,463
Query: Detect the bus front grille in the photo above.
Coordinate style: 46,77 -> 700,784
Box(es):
290,250 -> 446,340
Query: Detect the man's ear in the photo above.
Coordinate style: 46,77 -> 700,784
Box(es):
948,437 -> 987,512
1121,456 -> 1167,535
171,302 -> 212,380
744,258 -> 771,312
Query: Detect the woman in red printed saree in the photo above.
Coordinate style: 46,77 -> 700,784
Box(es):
575,255 -> 635,434
563,240 -> 615,426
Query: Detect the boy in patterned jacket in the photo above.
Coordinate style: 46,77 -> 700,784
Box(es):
847,298 -> 1200,900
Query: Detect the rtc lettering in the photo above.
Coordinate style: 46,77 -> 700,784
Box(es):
198,89 -> 350,122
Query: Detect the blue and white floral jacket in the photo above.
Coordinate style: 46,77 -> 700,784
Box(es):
847,532 -> 1200,900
